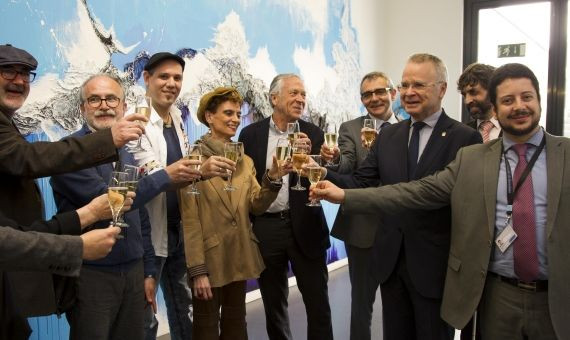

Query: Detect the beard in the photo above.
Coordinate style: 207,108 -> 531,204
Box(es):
498,109 -> 540,137
467,100 -> 493,120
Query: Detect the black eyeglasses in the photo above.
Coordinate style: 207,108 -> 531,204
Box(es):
85,96 -> 121,108
361,88 -> 391,100
0,68 -> 36,83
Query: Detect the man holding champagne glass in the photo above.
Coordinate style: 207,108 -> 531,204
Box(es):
320,71 -> 400,340
50,73 -> 202,339
0,44 -> 149,336
239,73 -> 333,340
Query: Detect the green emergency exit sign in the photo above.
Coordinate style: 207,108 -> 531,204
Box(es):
498,43 -> 526,58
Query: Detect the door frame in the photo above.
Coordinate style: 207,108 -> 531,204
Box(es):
463,0 -> 568,135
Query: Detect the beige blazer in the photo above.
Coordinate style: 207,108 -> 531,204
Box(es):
343,133 -> 570,339
180,155 -> 279,287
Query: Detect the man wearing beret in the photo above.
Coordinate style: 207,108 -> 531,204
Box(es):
0,44 -> 146,338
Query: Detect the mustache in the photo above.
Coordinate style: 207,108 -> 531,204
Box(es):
93,109 -> 116,117
6,84 -> 25,93
509,109 -> 531,118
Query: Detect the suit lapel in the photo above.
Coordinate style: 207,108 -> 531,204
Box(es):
545,134 -> 563,238
415,112 -> 451,178
208,177 -> 235,217
396,120 -> 412,182
484,140 -> 502,239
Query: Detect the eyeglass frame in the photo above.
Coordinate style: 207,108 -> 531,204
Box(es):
360,87 -> 393,101
397,81 -> 444,93
84,95 -> 122,108
0,67 -> 36,83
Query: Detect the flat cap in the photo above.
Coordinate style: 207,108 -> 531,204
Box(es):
0,44 -> 38,70
197,87 -> 242,127
144,52 -> 185,72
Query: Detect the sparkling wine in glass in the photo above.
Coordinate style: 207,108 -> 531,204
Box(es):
186,144 -> 202,195
291,140 -> 309,191
108,171 -> 128,238
224,142 -> 240,191
275,138 -> 291,167
324,124 -> 338,166
131,96 -> 152,152
287,122 -> 300,145
118,165 -> 142,228
363,119 -> 377,149
306,155 -> 323,206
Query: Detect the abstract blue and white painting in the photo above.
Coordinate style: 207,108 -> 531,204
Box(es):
2,0 -> 367,338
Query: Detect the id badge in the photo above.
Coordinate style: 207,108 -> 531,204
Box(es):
495,216 -> 517,253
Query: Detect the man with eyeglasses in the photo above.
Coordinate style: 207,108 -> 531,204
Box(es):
50,73 -> 202,339
0,43 -> 149,325
322,53 -> 481,340
319,71 -> 399,340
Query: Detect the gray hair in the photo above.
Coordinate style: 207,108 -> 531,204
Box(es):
268,73 -> 302,107
407,53 -> 448,83
79,73 -> 125,103
360,71 -> 395,89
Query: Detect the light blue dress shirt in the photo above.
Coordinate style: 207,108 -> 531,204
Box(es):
490,128 -> 548,280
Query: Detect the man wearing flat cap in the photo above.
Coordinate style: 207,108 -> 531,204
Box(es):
0,44 -> 147,337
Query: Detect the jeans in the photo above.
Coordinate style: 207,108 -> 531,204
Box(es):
144,227 -> 193,340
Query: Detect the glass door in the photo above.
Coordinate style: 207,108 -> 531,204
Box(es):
463,0 -> 567,135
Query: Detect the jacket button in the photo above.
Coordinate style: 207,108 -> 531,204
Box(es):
481,270 -> 486,278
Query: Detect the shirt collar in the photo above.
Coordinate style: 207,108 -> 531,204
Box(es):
269,115 -> 288,134
503,127 -> 544,150
411,109 -> 442,128
477,116 -> 500,130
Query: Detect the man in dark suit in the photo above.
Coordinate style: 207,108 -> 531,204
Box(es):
324,54 -> 482,340
239,73 -> 333,340
458,63 -> 501,143
0,44 -> 146,323
315,63 -> 565,340
320,71 -> 399,340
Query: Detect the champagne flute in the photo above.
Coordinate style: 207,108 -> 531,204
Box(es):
118,164 -> 142,228
275,138 -> 291,168
363,119 -> 377,149
186,144 -> 202,195
236,142 -> 244,162
324,124 -> 338,166
223,142 -> 240,191
287,122 -> 300,145
131,96 -> 152,152
306,155 -> 323,206
108,171 -> 128,238
291,139 -> 309,191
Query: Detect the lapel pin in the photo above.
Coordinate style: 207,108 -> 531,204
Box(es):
442,131 -> 447,137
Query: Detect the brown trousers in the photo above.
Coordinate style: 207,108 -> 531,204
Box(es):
192,280 -> 247,340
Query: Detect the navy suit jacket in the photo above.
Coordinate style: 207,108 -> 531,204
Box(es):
239,117 -> 330,259
327,111 -> 482,298
50,125 -> 171,276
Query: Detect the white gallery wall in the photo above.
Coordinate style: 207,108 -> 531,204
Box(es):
351,0 -> 465,121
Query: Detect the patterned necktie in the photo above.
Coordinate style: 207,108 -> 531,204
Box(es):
479,120 -> 494,143
511,143 -> 539,282
380,121 -> 391,129
407,121 -> 426,180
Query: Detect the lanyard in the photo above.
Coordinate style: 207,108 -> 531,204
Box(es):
503,134 -> 546,214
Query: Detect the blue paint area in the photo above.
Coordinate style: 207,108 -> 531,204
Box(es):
5,1 -> 353,337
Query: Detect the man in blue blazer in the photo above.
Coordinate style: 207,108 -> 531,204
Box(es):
50,74 -> 201,339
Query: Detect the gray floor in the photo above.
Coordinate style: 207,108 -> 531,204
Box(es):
246,265 -> 383,340
158,265 -> 382,340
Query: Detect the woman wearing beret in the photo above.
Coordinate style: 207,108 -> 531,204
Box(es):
180,87 -> 291,339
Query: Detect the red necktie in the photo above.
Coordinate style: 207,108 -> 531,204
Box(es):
511,143 -> 539,282
479,120 -> 494,143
